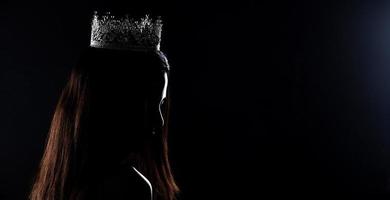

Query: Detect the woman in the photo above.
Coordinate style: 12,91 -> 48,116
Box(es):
29,11 -> 179,200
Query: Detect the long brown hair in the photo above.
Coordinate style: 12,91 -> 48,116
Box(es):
29,48 -> 179,200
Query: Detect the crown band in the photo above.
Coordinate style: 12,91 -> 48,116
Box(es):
90,11 -> 163,51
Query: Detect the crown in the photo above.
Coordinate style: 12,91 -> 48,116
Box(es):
90,11 -> 163,51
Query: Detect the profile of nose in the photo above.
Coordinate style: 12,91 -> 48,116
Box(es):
147,98 -> 166,132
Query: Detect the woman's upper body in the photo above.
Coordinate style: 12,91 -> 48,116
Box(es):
29,11 -> 179,200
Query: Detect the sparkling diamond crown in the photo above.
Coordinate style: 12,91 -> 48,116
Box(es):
90,11 -> 163,51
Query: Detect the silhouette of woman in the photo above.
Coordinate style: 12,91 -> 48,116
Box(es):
29,11 -> 179,200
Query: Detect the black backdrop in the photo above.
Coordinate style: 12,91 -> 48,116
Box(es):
1,0 -> 390,199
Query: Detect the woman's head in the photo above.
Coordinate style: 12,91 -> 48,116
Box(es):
83,48 -> 170,162
29,47 -> 179,200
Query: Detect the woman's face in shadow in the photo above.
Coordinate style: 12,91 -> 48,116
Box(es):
86,63 -> 168,163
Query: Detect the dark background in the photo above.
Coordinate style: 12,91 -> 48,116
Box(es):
1,0 -> 390,199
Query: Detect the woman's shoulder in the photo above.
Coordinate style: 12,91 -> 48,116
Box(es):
99,165 -> 152,200
130,166 -> 153,198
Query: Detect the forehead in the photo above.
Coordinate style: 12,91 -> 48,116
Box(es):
87,49 -> 165,79
85,48 -> 167,98
89,67 -> 164,92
